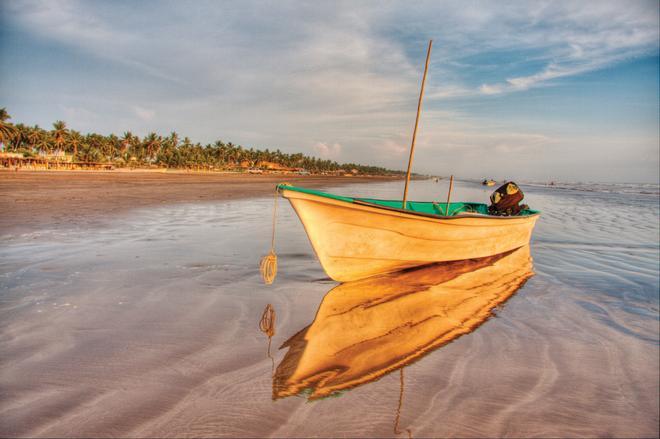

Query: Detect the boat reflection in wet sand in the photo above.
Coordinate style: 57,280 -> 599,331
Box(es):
272,245 -> 534,401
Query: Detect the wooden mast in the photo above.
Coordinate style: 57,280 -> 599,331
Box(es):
445,174 -> 454,215
402,39 -> 432,209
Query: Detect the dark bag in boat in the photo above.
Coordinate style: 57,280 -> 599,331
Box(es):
488,182 -> 528,216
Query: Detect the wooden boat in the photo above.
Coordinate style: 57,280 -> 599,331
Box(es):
278,183 -> 539,282
272,245 -> 534,400
482,179 -> 496,186
264,41 -> 540,283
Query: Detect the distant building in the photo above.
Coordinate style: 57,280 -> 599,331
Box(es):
254,161 -> 305,174
256,161 -> 287,170
39,150 -> 73,162
0,152 -> 24,158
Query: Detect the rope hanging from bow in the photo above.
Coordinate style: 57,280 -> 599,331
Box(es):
260,187 -> 279,284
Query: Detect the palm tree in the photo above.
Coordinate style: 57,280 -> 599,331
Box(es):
226,142 -> 241,165
0,107 -> 18,150
37,132 -> 52,155
0,106 -> 403,173
27,126 -> 41,151
142,132 -> 162,163
52,120 -> 68,155
11,123 -> 28,150
105,134 -> 120,161
169,131 -> 179,149
121,131 -> 133,155
69,130 -> 82,160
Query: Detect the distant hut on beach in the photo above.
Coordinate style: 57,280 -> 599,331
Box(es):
256,161 -> 304,174
0,152 -> 113,171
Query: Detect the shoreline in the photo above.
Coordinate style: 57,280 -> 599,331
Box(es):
0,170 -> 400,235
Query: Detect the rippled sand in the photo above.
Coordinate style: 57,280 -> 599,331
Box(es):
1,180 -> 658,437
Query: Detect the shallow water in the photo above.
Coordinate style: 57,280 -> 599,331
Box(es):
1,179 -> 658,438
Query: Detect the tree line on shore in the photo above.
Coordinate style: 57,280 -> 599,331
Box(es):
0,108 -> 402,175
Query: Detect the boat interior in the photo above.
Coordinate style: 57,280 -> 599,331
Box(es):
279,184 -> 540,217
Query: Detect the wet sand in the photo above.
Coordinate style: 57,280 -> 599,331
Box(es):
0,170 -> 397,235
0,179 -> 658,438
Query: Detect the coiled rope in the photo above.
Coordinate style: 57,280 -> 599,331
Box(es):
259,186 -> 279,284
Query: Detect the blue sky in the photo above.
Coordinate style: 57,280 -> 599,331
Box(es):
1,0 -> 658,182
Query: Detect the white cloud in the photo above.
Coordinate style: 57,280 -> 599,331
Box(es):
314,142 -> 342,159
8,0 -> 657,103
454,1 -> 660,96
375,139 -> 409,157
133,106 -> 155,122
479,84 -> 504,95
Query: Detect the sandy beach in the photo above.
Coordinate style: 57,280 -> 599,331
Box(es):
2,1 -> 657,436
1,178 -> 657,438
0,171 -> 397,235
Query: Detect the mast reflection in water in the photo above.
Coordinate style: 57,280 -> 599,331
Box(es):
272,245 -> 534,401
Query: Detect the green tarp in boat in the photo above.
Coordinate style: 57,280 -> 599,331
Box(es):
277,184 -> 539,217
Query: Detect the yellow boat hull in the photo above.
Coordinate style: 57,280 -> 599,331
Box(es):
281,188 -> 539,282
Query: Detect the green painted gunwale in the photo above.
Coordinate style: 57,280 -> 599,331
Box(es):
277,184 -> 540,217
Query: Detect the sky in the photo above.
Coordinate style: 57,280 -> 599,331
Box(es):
1,0 -> 658,183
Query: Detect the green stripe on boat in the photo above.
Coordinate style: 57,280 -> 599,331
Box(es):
277,183 -> 539,217
277,184 -> 354,203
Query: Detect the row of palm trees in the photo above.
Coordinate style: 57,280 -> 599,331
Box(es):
0,108 -> 401,175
